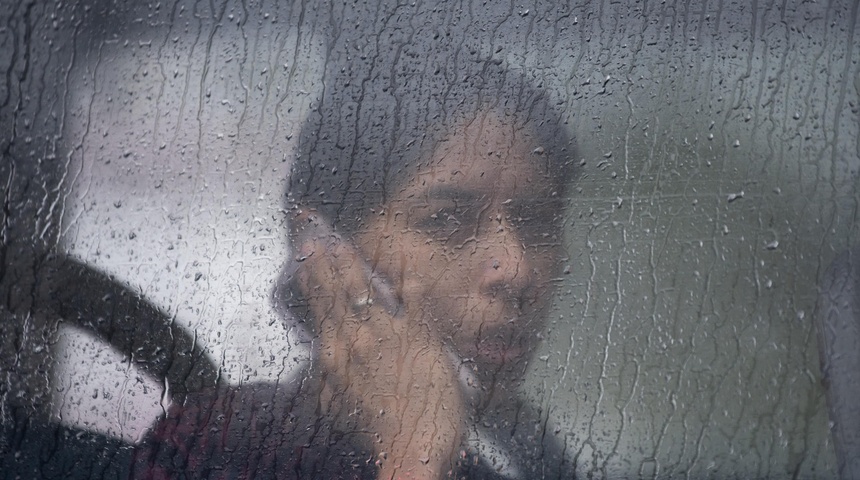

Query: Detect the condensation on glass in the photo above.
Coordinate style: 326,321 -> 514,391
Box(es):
1,0 -> 858,478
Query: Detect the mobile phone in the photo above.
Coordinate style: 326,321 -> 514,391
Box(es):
288,211 -> 401,316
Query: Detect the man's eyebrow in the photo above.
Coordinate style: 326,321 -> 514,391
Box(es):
425,186 -> 484,203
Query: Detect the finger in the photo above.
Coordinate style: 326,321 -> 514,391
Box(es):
294,232 -> 401,372
290,214 -> 466,477
296,213 -> 400,313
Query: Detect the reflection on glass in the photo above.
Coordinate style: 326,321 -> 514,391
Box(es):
2,0 -> 856,478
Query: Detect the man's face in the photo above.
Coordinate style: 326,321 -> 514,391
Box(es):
354,110 -> 566,388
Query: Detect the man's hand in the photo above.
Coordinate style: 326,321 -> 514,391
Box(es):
296,229 -> 465,480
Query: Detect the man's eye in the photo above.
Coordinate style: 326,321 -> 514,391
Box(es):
507,202 -> 560,243
412,204 -> 480,245
417,207 -> 460,233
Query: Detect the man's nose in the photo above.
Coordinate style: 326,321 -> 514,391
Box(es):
478,223 -> 537,303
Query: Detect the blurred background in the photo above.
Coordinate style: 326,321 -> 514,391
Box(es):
1,0 -> 857,478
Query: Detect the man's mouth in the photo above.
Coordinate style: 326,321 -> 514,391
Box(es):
476,338 -> 527,365
464,319 -> 539,367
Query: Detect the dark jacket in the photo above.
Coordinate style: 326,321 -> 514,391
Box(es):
130,376 -> 574,479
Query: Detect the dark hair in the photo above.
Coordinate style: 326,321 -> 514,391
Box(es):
286,62 -> 577,235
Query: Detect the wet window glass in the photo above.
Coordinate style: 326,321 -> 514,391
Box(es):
1,0 -> 858,478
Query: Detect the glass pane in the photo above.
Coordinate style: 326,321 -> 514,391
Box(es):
1,0 -> 857,478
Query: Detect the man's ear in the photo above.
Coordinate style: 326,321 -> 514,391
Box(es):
271,207 -> 332,333
278,208 -> 342,303
271,247 -> 311,327
289,208 -> 339,244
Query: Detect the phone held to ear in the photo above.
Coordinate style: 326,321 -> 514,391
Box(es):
285,209 -> 482,396
289,210 -> 401,316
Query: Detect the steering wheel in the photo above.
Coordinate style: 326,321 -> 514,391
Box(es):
1,254 -> 221,478
41,255 -> 221,396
